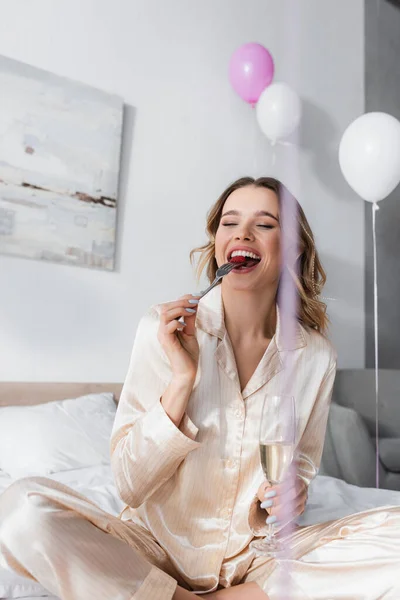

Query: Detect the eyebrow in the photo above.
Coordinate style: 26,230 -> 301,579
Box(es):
221,209 -> 279,222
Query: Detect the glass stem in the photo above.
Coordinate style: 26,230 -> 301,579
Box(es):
266,522 -> 275,542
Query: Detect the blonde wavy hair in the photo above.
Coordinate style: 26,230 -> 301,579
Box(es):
190,176 -> 328,333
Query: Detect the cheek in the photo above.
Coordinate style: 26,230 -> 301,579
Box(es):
214,228 -> 228,255
265,233 -> 281,260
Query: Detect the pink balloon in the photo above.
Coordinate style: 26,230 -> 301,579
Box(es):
229,43 -> 274,105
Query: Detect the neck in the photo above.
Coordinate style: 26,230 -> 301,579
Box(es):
221,284 -> 278,344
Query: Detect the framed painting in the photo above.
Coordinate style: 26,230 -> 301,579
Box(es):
0,55 -> 123,271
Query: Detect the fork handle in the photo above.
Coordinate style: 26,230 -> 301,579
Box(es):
200,275 -> 222,298
176,276 -> 222,327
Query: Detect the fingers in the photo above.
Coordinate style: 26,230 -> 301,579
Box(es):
160,296 -> 201,318
260,478 -> 308,521
267,496 -> 306,520
164,318 -> 190,335
159,295 -> 201,332
162,305 -> 197,324
265,499 -> 306,528
256,480 -> 272,503
272,477 -> 306,502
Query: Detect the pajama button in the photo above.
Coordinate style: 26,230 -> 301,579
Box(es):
220,507 -> 231,519
225,459 -> 237,469
234,409 -> 242,418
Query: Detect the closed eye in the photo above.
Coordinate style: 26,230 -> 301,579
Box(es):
222,223 -> 274,228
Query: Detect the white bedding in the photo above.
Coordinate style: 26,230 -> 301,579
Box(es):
0,464 -> 125,517
1,466 -> 399,599
297,474 -> 400,525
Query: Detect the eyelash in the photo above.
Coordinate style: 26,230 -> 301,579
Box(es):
222,223 -> 274,229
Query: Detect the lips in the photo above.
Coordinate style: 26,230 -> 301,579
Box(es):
227,246 -> 262,261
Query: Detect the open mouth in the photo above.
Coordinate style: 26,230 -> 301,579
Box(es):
228,251 -> 261,271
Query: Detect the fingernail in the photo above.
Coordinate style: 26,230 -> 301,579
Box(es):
264,491 -> 277,499
188,299 -> 199,304
192,292 -> 202,297
179,320 -> 187,327
260,500 -> 273,509
266,515 -> 277,525
185,308 -> 197,313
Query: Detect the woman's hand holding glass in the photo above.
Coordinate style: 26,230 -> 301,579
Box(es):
256,474 -> 308,529
250,394 -> 297,556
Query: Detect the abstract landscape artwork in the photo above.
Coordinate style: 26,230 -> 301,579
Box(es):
0,55 -> 123,271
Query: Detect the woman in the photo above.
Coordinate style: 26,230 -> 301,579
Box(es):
0,177 -> 399,600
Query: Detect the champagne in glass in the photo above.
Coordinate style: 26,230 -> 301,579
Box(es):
260,440 -> 294,484
250,394 -> 296,557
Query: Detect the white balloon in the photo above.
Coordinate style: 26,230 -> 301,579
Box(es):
256,82 -> 302,143
339,112 -> 400,203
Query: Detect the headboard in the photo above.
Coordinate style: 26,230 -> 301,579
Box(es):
0,383 -> 124,407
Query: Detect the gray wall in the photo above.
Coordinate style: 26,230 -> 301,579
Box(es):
365,0 -> 400,367
0,0 -> 365,380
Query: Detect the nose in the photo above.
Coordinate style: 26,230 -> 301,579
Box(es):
235,223 -> 254,241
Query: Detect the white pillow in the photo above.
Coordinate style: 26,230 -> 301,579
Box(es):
0,393 -> 117,479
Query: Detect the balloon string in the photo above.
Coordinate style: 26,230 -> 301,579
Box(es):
253,107 -> 258,176
372,202 -> 380,489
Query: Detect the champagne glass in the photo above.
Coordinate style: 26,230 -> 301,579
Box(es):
250,394 -> 296,557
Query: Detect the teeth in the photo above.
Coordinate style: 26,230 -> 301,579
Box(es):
230,250 -> 260,260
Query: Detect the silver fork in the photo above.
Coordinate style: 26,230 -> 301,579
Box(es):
177,262 -> 240,327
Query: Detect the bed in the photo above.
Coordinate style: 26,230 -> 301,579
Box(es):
0,383 -> 125,600
0,382 -> 400,600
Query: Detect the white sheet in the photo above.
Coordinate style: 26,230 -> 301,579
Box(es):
1,466 -> 399,598
297,474 -> 400,526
